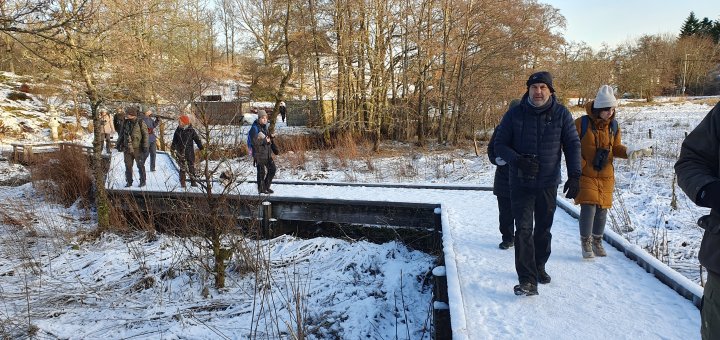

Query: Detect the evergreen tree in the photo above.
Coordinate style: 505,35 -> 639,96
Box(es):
680,12 -> 700,37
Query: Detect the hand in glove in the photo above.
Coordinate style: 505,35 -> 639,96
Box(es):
516,156 -> 539,177
698,180 -> 720,210
627,145 -> 653,159
563,176 -> 580,199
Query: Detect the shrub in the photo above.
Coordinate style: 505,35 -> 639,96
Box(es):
29,148 -> 93,208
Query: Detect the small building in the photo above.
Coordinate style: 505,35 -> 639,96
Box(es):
286,100 -> 335,127
191,101 -> 245,126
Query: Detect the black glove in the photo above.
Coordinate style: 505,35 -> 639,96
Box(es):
516,156 -> 539,177
699,180 -> 720,210
563,176 -> 580,199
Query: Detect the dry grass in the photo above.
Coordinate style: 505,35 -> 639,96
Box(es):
29,148 -> 93,208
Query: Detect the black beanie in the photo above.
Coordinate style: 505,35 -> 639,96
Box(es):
526,71 -> 555,93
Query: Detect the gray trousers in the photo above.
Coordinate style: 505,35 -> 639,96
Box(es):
579,204 -> 608,237
124,149 -> 146,185
146,141 -> 157,171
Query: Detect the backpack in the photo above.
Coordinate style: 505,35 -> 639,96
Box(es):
246,124 -> 258,156
579,115 -> 618,140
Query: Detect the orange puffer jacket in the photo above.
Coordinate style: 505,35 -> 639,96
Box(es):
573,101 -> 629,208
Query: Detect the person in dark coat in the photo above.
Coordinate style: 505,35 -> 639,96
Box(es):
494,71 -> 582,296
171,115 -> 204,188
116,106 -> 149,187
675,101 -> 720,340
279,101 -> 287,123
488,99 -> 521,250
249,110 -> 276,194
113,107 -> 125,137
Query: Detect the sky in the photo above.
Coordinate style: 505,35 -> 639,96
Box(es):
543,0 -> 720,49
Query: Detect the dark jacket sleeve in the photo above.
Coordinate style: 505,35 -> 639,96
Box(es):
675,102 -> 720,202
139,120 -> 149,150
560,108 -> 582,179
488,127 -> 498,165
494,108 -> 519,164
193,130 -> 203,150
171,128 -> 180,152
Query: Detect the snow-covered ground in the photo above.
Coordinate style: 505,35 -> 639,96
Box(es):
0,71 -> 717,338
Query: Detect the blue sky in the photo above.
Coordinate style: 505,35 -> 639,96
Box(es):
542,0 -> 720,49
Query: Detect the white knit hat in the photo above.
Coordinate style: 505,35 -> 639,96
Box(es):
593,85 -> 618,108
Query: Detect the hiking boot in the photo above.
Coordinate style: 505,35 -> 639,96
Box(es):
264,188 -> 274,194
538,266 -> 551,284
581,236 -> 594,259
125,182 -> 132,188
592,235 -> 607,257
139,181 -> 146,187
499,240 -> 514,250
513,282 -> 539,296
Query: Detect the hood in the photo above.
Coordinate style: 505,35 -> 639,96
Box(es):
585,100 -> 615,128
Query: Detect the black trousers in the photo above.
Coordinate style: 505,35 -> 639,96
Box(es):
256,158 -> 276,192
497,196 -> 514,243
178,156 -> 195,187
511,185 -> 557,285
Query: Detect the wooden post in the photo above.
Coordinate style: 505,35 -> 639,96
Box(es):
432,264 -> 451,340
261,201 -> 272,238
434,207 -> 443,263
648,129 -> 652,139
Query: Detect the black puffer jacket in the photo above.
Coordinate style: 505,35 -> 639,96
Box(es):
675,101 -> 720,275
171,125 -> 203,162
494,93 -> 582,188
488,126 -> 510,197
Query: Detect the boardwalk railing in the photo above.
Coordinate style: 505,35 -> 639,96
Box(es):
10,142 -> 94,164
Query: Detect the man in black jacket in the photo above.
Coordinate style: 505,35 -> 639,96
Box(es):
675,101 -> 720,340
494,71 -> 582,296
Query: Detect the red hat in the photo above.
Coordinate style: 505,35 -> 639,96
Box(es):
179,115 -> 191,125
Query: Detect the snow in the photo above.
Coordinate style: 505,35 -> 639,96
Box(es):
1,81 -> 717,338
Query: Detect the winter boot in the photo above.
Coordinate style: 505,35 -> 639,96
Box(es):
592,235 -> 607,257
513,282 -> 539,296
537,265 -> 551,284
498,240 -> 514,250
581,236 -> 594,259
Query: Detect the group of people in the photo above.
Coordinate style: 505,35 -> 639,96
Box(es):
488,71 -> 655,296
101,106 -> 203,188
487,70 -> 719,338
102,104 -> 278,192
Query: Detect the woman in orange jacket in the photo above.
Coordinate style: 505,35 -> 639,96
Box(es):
574,85 -> 630,258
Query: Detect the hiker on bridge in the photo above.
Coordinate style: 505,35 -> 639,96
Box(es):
572,85 -> 629,259
675,101 -> 720,340
248,110 -> 276,194
488,99 -> 520,251
142,107 -> 161,172
171,114 -> 203,188
99,108 -> 115,153
494,71 -> 582,296
116,106 -> 149,187
573,85 -> 654,259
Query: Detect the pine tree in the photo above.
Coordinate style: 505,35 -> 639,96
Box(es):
680,12 -> 699,37
711,20 -> 720,43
